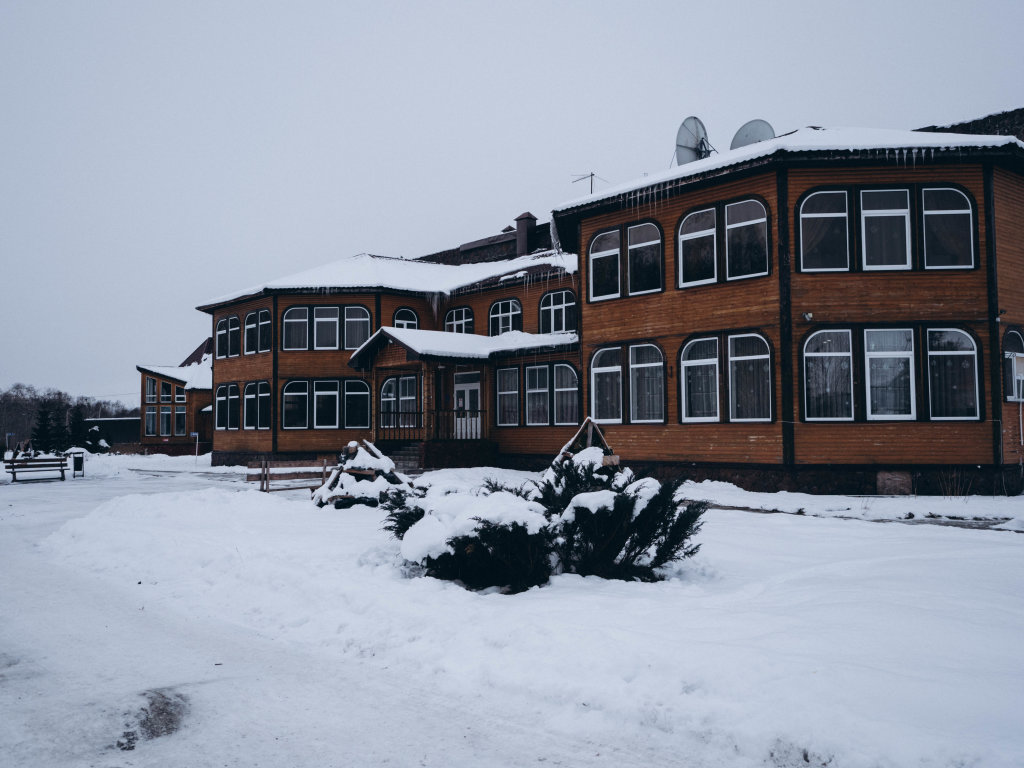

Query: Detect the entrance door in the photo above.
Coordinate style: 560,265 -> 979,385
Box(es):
453,380 -> 481,439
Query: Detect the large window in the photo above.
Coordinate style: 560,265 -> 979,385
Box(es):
444,307 -> 474,334
174,406 -> 186,436
175,385 -> 185,403
215,384 -> 240,430
927,329 -> 978,420
678,208 -> 716,286
282,381 -> 308,429
680,338 -> 719,422
158,406 -> 170,436
923,188 -> 973,268
381,376 -> 417,428
554,364 -> 579,426
258,382 -> 271,429
489,299 -> 522,336
313,380 -> 339,428
216,319 -> 228,358
244,383 -> 258,429
244,312 -> 259,354
861,190 -> 911,270
283,308 -> 308,350
591,348 -> 622,423
1005,330 -> 1024,402
865,329 -> 915,419
145,377 -> 156,403
344,380 -> 370,429
496,368 -> 519,426
728,334 -> 771,421
629,344 -> 665,423
160,382 -> 172,403
589,230 -> 620,301
627,223 -> 662,295
345,306 -> 371,349
393,308 -> 418,329
800,191 -> 849,271
804,330 -> 853,421
258,309 -> 272,352
725,200 -> 768,280
526,365 -> 549,426
227,317 -> 240,357
314,307 -> 339,350
145,406 -> 156,436
539,290 -> 577,334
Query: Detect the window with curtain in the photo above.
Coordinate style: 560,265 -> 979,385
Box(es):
344,380 -> 370,429
282,381 -> 308,428
554,364 -> 578,426
539,290 -> 576,334
923,188 -> 973,268
800,191 -> 849,271
444,307 -> 474,333
489,299 -> 522,336
159,406 -> 171,436
591,348 -> 623,423
627,223 -> 661,295
864,329 -> 915,419
927,329 -> 978,420
344,306 -> 371,349
678,208 -> 716,286
729,334 -> 771,421
629,344 -> 664,423
526,365 -> 549,425
283,308 -> 308,350
313,380 -> 339,428
393,308 -> 418,329
497,368 -> 519,426
314,307 -> 339,350
804,330 -> 853,420
145,377 -> 156,403
861,190 -> 911,269
680,338 -> 719,422
725,200 -> 768,280
589,230 -> 620,300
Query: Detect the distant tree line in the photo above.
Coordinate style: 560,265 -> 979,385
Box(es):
1,383 -> 139,454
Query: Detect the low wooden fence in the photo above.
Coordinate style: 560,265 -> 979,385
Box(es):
246,459 -> 331,493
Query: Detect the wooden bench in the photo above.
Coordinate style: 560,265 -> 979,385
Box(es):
246,459 -> 330,493
4,456 -> 68,482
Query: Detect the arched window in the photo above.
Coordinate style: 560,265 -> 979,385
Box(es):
726,200 -> 768,280
864,329 -> 915,420
804,330 -> 853,420
393,308 -> 418,329
539,290 -> 576,334
678,208 -> 716,286
927,329 -> 978,420
282,381 -> 308,429
215,384 -> 239,429
244,312 -> 259,354
243,383 -> 258,429
800,191 -> 849,271
445,307 -> 474,334
627,223 -> 662,295
1005,330 -> 1024,402
728,334 -> 771,421
680,338 -> 719,422
380,376 -> 417,428
589,230 -> 620,301
554,364 -> 579,426
344,380 -> 370,429
591,348 -> 622,423
489,299 -> 522,336
923,188 -> 974,268
283,308 -> 308,350
258,381 -> 271,429
344,306 -> 371,349
380,378 -> 397,428
629,344 -> 664,423
258,309 -> 272,352
216,319 -> 228,358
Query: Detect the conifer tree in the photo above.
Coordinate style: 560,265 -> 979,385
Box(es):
30,401 -> 53,452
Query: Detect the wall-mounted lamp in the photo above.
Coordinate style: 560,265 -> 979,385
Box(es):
802,312 -> 813,322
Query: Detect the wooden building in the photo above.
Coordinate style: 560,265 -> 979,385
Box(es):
137,338 -> 213,455
196,214 -> 584,469
550,125 -> 1024,493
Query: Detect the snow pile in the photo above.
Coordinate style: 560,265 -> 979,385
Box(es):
311,440 -> 409,507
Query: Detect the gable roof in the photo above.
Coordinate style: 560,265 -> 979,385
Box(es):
137,343 -> 213,390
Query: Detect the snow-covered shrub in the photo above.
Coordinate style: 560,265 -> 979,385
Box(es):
427,520 -> 553,593
312,440 -> 412,508
380,487 -> 427,539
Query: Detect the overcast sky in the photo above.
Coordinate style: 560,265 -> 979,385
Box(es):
1,0 -> 1020,407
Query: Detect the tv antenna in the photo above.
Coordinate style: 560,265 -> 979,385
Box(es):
571,172 -> 607,194
675,116 -> 713,165
730,118 -> 775,150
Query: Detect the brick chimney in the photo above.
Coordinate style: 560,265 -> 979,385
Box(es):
515,212 -> 537,256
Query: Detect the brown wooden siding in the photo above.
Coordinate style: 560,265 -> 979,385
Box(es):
994,168 -> 1024,464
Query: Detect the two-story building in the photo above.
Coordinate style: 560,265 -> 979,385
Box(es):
137,338 -> 213,454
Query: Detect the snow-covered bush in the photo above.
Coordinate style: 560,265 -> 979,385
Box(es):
312,440 -> 412,508
385,447 -> 705,592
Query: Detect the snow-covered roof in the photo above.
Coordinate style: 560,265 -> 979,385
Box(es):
349,326 -> 578,367
554,126 -> 1024,213
200,250 -> 577,309
137,353 -> 212,390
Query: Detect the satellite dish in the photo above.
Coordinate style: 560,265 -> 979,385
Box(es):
730,119 -> 775,150
676,116 -> 711,165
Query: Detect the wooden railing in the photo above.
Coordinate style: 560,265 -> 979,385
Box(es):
377,410 -> 487,441
378,411 -> 423,442
435,409 -> 486,440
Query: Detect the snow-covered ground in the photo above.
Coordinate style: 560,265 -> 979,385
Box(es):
2,453 -> 1023,767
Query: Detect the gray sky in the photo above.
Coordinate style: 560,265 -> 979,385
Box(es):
2,0 -> 1020,407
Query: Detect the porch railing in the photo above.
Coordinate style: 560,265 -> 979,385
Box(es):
377,410 -> 487,441
435,409 -> 486,440
378,411 -> 423,442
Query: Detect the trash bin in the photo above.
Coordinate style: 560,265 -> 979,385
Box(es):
70,451 -> 85,478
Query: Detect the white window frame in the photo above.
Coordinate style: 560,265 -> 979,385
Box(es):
258,309 -> 272,352
215,386 -> 227,430
725,200 -> 769,281
629,344 -> 665,423
257,381 -> 271,429
145,377 -> 157,403
680,337 -> 719,423
243,382 -> 258,430
393,308 -> 418,329
344,306 -> 371,349
927,328 -> 979,421
159,406 -> 171,436
590,347 -> 623,424
728,333 -> 772,423
864,328 -> 916,420
923,188 -> 974,270
678,208 -> 717,287
861,189 -> 911,271
489,299 -> 522,337
314,307 -> 340,350
803,330 -> 854,422
627,222 -> 662,296
283,307 -> 308,351
589,230 -> 621,302
526,365 -> 549,426
227,316 -> 240,357
282,381 -> 308,429
799,191 -> 849,272
553,364 -> 579,426
380,378 -> 397,428
145,406 -> 156,436
175,385 -> 185,403
444,307 -> 473,333
1005,330 -> 1024,402
226,384 -> 240,430
344,380 -> 371,429
540,290 -> 575,334
174,405 -> 186,436
313,380 -> 339,429
244,312 -> 258,354
496,368 -> 519,427
215,319 -> 229,358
